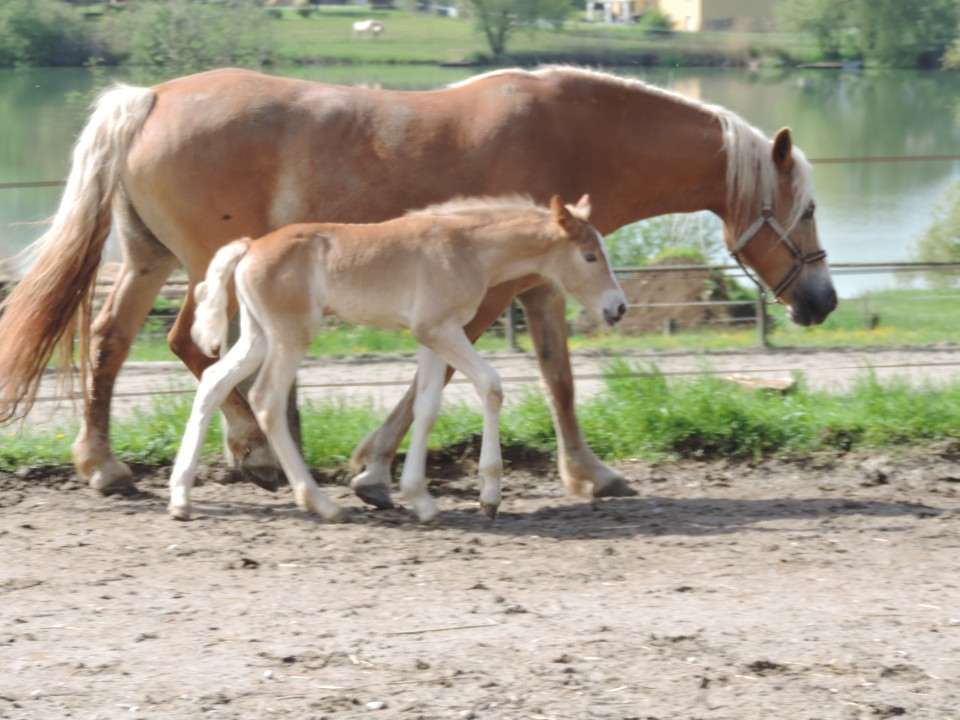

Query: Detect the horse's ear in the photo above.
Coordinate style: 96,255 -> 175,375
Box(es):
772,127 -> 794,172
568,193 -> 591,220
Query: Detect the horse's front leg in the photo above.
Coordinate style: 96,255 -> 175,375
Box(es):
73,248 -> 180,492
518,281 -> 636,498
168,290 -> 282,491
348,283 -> 519,509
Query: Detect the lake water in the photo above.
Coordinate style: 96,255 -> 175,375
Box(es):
2,65 -> 959,297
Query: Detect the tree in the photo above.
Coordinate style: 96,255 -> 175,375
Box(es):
853,0 -> 960,68
458,0 -> 573,61
775,0 -> 852,60
910,181 -> 960,288
777,0 -> 960,67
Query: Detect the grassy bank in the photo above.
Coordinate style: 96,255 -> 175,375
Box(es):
46,4 -> 819,70
5,358 -> 960,473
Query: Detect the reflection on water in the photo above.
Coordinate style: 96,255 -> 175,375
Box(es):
2,65 -> 958,296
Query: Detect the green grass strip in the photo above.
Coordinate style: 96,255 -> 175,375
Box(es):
5,359 -> 960,473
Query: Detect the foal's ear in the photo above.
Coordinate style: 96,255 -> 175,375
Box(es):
550,194 -> 576,232
567,193 -> 592,221
772,127 -> 794,172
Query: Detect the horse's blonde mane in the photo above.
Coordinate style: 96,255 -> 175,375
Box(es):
452,66 -> 815,231
407,195 -> 547,218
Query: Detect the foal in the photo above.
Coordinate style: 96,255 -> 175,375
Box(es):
169,195 -> 627,523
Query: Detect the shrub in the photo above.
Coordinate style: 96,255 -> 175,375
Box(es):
0,0 -> 98,67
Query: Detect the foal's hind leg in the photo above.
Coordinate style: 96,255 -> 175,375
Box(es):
72,199 -> 181,492
168,287 -> 282,491
169,313 -> 266,520
248,339 -> 343,522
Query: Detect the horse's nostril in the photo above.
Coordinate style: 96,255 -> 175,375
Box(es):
618,303 -> 627,318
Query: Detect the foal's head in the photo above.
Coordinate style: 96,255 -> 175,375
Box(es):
549,195 -> 627,327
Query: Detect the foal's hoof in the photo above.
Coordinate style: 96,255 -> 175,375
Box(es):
169,505 -> 191,522
592,478 -> 639,498
480,502 -> 500,521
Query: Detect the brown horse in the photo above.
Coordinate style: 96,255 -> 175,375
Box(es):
0,66 -> 836,504
170,195 -> 626,523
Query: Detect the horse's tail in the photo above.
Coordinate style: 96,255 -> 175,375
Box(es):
0,84 -> 156,424
192,239 -> 253,359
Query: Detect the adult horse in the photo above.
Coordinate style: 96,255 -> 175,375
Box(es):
0,66 -> 836,505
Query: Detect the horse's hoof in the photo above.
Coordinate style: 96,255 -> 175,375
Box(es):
480,502 -> 499,520
93,476 -> 138,496
592,478 -> 638,498
353,483 -> 394,510
240,465 -> 283,492
87,459 -> 134,493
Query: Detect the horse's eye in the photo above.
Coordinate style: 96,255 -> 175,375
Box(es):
584,252 -> 598,263
802,203 -> 815,220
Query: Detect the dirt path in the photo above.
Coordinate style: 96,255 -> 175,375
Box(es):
2,452 -> 960,719
4,346 -> 960,719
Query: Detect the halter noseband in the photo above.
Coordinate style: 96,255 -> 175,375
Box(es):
729,200 -> 826,300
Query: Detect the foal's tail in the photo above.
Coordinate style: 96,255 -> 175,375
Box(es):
192,239 -> 253,359
0,84 -> 156,424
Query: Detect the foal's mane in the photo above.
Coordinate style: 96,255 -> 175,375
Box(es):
452,66 -> 815,231
407,195 -> 548,219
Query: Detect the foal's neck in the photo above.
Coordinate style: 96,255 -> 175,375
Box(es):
472,218 -> 562,286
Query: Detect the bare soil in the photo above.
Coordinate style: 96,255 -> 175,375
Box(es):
3,445 -> 960,720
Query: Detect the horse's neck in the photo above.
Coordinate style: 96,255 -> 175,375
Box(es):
573,85 -> 730,234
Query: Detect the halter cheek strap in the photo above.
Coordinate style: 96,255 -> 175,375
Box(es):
730,201 -> 827,300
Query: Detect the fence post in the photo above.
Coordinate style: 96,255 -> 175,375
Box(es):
756,291 -> 770,348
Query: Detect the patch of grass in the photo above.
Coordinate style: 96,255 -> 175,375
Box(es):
9,359 -> 960,473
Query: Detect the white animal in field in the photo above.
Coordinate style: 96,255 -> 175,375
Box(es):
352,19 -> 384,38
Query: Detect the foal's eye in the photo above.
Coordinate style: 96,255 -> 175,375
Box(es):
584,253 -> 598,263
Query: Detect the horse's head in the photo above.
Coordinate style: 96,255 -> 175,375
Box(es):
550,194 -> 627,327
724,128 -> 837,327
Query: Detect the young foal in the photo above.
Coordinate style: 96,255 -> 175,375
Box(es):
169,196 -> 627,523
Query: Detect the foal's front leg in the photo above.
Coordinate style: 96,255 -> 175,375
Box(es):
417,324 -> 505,519
349,284 -> 517,508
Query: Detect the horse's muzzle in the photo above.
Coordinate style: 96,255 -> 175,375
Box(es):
787,280 -> 838,327
603,302 -> 628,326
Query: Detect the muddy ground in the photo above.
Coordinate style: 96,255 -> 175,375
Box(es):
3,444 -> 960,720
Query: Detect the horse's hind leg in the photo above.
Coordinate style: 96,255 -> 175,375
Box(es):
518,281 -> 636,498
72,197 -> 181,492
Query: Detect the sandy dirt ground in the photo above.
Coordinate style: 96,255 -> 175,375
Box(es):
4,346 -> 960,719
